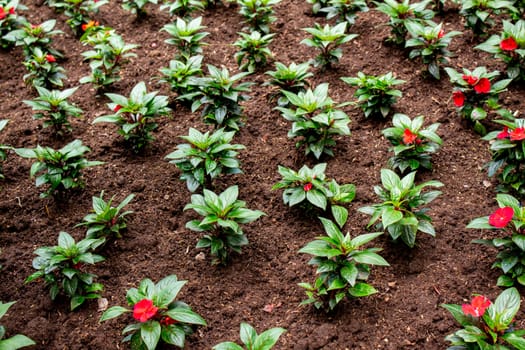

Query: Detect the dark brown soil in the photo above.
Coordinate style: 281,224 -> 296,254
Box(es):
1,1 -> 525,349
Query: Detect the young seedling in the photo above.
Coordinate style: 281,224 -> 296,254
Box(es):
213,323 -> 286,350
158,55 -> 203,103
264,61 -> 313,105
234,31 -> 275,72
237,0 -> 280,34
161,16 -> 209,60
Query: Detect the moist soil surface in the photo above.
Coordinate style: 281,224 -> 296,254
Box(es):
1,1 -> 524,349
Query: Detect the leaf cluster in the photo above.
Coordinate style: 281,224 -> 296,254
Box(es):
234,31 -> 275,73
160,0 -> 205,18
213,323 -> 286,350
459,0 -> 516,36
320,0 -> 369,28
264,61 -> 312,105
161,16 -> 209,60
158,54 -> 203,102
0,0 -> 28,49
237,0 -> 280,34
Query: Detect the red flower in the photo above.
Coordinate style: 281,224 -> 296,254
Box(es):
462,295 -> 491,317
133,299 -> 158,322
452,91 -> 465,107
474,78 -> 491,94
510,127 -> 525,141
160,317 -> 177,326
402,128 -> 418,145
8,7 -> 14,14
0,7 -> 6,20
113,104 -> 122,112
462,75 -> 478,86
81,20 -> 99,32
501,37 -> 518,51
303,183 -> 313,192
437,29 -> 445,39
45,54 -> 56,63
497,127 -> 510,139
488,207 -> 514,228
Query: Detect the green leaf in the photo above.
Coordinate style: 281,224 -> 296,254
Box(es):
252,327 -> 287,350
306,189 -> 327,210
161,324 -> 186,348
351,251 -> 390,266
100,306 -> 130,321
240,322 -> 256,348
331,205 -> 348,228
382,207 -> 403,228
213,342 -> 244,350
491,287 -> 520,329
348,282 -> 377,297
165,307 -> 207,326
140,321 -> 161,350
154,275 -> 186,308
380,168 -> 400,191
0,335 -> 36,350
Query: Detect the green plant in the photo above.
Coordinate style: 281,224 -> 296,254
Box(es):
276,83 -> 351,159
298,217 -> 389,311
0,119 -> 10,180
183,65 -> 253,131
161,16 -> 209,60
100,275 -> 207,350
80,29 -> 138,89
0,301 -> 35,349
165,127 -> 245,192
358,169 -> 443,247
4,19 -> 63,59
264,61 -> 312,106
23,86 -> 83,136
341,71 -> 404,118
184,185 -> 265,265
15,139 -> 104,198
382,113 -> 442,173
25,231 -> 105,310
468,194 -> 525,286
482,115 -> 525,195
0,0 -> 27,49
272,163 -> 356,227
442,288 -> 525,349
160,0 -> 205,18
76,191 -> 135,240
475,20 -> 525,81
445,66 -> 512,135
374,0 -> 435,46
405,21 -> 462,79
459,0 -> 516,36
93,81 -> 171,152
301,22 -> 357,68
307,0 -> 329,14
121,0 -> 157,15
158,55 -> 203,103
213,323 -> 286,350
49,0 -> 107,36
237,0 -> 280,34
21,47 -> 66,89
320,0 -> 369,28
234,31 -> 275,72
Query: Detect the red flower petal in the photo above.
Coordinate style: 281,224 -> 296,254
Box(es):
45,54 -> 56,63
452,91 -> 465,107
402,128 -> 418,145
462,75 -> 478,86
8,7 -> 15,14
462,295 -> 491,317
133,299 -> 158,323
438,29 -> 445,39
488,206 -> 514,228
160,316 -> 177,326
303,183 -> 313,192
510,127 -> 525,141
0,8 -> 6,20
501,37 -> 518,51
497,127 -> 510,139
113,104 -> 122,113
474,78 -> 491,94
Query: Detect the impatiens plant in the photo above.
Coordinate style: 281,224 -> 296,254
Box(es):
482,116 -> 525,195
76,191 -> 135,240
445,66 -> 512,135
405,21 -> 462,79
15,139 -> 104,198
459,0 -> 516,36
121,0 -> 157,15
183,65 -> 253,131
442,288 -> 525,349
264,61 -> 312,106
165,127 -> 245,192
158,54 -> 203,104
382,113 -> 442,173
25,231 -> 105,310
298,216 -> 389,311
49,0 -> 108,36
237,0 -> 280,34
374,0 -> 434,46
341,71 -> 404,118
93,81 -> 171,152
161,16 -> 209,60
234,31 -> 275,73
276,83 -> 351,158
301,22 -> 358,68
358,169 -> 443,247
23,86 -> 83,136
184,185 -> 265,265
467,194 -> 525,286
213,323 -> 286,350
100,275 -> 207,350
272,163 -> 356,227
0,0 -> 27,49
320,0 -> 368,29
160,0 -> 205,18
0,301 -> 35,349
80,29 -> 138,89
0,119 -> 10,180
22,47 -> 67,89
3,19 -> 63,59
476,20 -> 525,81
